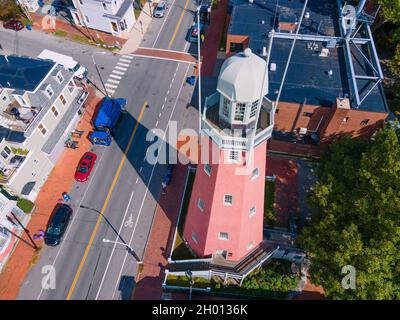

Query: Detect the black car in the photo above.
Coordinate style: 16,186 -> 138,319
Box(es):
44,204 -> 72,246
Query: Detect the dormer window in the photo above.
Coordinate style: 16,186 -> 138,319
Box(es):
222,97 -> 230,118
102,2 -> 107,10
45,85 -> 54,98
56,71 -> 64,84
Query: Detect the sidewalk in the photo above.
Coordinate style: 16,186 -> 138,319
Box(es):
119,2 -> 159,55
0,87 -> 102,300
133,163 -> 188,300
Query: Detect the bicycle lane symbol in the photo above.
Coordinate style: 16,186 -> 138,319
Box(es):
124,214 -> 133,228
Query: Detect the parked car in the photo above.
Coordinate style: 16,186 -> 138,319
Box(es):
154,1 -> 167,18
74,152 -> 97,182
161,164 -> 174,190
44,204 -> 72,246
3,20 -> 24,31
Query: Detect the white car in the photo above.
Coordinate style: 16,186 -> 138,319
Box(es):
154,1 -> 167,18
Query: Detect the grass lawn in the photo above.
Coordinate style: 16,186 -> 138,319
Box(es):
171,169 -> 196,260
166,274 -> 212,289
17,198 -> 34,214
264,180 -> 275,226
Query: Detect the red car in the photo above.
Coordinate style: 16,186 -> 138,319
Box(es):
74,152 -> 97,182
3,20 -> 24,31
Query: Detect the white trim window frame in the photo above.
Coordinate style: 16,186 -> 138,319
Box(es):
56,71 -> 64,84
45,85 -> 54,98
223,194 -> 233,206
37,123 -> 48,136
218,232 -> 229,240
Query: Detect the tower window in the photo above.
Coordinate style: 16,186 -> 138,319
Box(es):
222,97 -> 230,117
234,103 -> 246,121
38,123 -> 47,136
204,163 -> 211,176
249,100 -> 259,118
251,168 -> 259,179
223,194 -> 233,206
198,198 -> 205,212
45,85 -> 54,98
249,206 -> 256,216
303,112 -> 313,117
229,150 -> 239,161
191,232 -> 199,244
56,71 -> 64,84
219,232 -> 229,240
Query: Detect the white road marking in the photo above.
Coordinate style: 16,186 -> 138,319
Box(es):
115,66 -> 128,71
105,83 -> 118,88
37,149 -> 107,300
107,89 -> 115,94
94,190 -> 135,300
106,78 -> 120,84
112,70 -> 125,75
162,104 -> 165,109
117,62 -> 130,67
139,166 -> 143,173
155,121 -> 158,127
110,63 -> 190,300
122,55 -> 134,60
124,214 -> 134,228
109,74 -> 122,80
119,58 -> 132,64
158,112 -> 162,118
128,54 -> 195,65
135,178 -> 139,184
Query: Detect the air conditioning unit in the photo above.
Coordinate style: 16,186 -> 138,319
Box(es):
319,48 -> 329,57
299,127 -> 308,135
270,63 -> 277,71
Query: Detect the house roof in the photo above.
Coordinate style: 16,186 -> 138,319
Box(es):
227,0 -> 388,113
0,55 -> 55,92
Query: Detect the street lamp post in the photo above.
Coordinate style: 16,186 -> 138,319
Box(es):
91,52 -> 109,97
102,238 -> 135,253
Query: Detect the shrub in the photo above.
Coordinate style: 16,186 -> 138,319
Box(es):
17,198 -> 34,213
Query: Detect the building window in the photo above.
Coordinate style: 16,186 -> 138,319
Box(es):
85,15 -> 89,23
198,198 -> 205,212
38,123 -> 47,136
2,95 -> 8,102
234,103 -> 246,121
204,163 -> 211,176
45,85 -> 54,98
102,2 -> 107,10
51,106 -> 59,118
251,167 -> 259,179
111,21 -> 118,32
191,232 -> 199,244
56,71 -> 64,84
342,117 -> 349,124
230,42 -> 243,53
249,100 -> 259,118
223,194 -> 233,206
361,119 -> 370,125
219,232 -> 229,240
67,80 -> 75,93
79,0 -> 83,4
222,97 -> 230,117
229,150 -> 239,161
59,94 -> 67,106
249,206 -> 256,217
1,146 -> 12,160
303,112 -> 313,117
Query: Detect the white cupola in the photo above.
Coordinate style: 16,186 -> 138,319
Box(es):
216,48 -> 268,126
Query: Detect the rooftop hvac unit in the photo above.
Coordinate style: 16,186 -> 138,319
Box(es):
270,63 -> 277,71
262,46 -> 267,56
304,12 -> 310,19
299,127 -> 308,135
249,0 -> 254,3
319,48 -> 329,57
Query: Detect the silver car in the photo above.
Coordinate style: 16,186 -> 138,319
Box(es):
154,1 -> 166,18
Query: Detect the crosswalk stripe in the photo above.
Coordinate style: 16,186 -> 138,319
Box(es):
107,78 -> 120,84
117,62 -> 130,67
109,74 -> 122,79
112,70 -> 125,75
105,83 -> 118,88
119,58 -> 132,63
121,55 -> 134,60
115,66 -> 128,71
107,89 -> 115,94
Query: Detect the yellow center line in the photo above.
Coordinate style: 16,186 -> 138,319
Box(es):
168,0 -> 190,49
66,101 -> 148,300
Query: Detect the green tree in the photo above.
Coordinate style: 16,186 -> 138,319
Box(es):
0,0 -> 22,21
300,126 -> 400,299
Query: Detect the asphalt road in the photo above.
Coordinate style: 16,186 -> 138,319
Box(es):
14,0 -> 200,300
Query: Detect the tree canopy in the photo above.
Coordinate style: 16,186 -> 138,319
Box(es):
299,125 -> 400,299
0,0 -> 22,21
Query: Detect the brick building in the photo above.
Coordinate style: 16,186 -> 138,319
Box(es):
224,0 -> 388,152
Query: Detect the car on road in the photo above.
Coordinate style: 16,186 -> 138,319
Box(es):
74,152 -> 97,182
3,20 -> 24,31
154,1 -> 167,18
44,204 -> 73,246
161,164 -> 174,190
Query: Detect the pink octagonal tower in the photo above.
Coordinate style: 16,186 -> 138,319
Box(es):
183,48 -> 275,262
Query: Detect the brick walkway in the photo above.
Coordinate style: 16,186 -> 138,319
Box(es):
0,87 -> 102,300
133,164 -> 189,300
201,0 -> 228,76
131,48 -> 197,64
266,155 -> 299,228
30,13 -> 127,47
